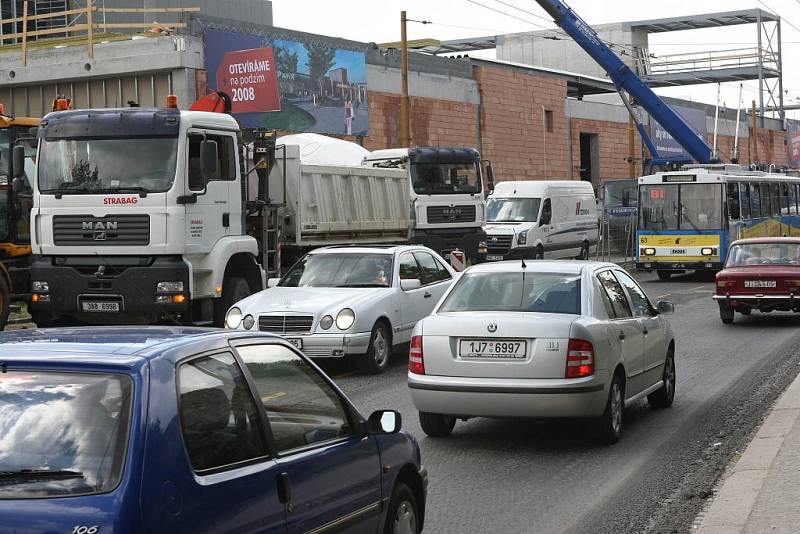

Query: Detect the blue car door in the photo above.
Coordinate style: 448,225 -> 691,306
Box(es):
235,342 -> 384,534
140,352 -> 287,533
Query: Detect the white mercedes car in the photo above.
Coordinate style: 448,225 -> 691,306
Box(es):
225,245 -> 457,373
407,260 -> 675,443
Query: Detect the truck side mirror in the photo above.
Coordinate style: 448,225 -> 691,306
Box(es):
485,161 -> 494,194
199,139 -> 218,182
12,145 -> 25,179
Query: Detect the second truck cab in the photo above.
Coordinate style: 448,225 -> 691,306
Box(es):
479,180 -> 598,261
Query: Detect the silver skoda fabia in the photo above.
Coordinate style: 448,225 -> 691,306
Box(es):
407,260 -> 676,443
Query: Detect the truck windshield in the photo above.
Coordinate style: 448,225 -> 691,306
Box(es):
38,137 -> 178,194
486,198 -> 541,223
439,271 -> 581,314
0,371 -> 133,498
410,162 -> 481,195
639,183 -> 722,231
280,253 -> 394,288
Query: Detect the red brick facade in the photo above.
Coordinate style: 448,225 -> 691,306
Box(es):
569,118 -> 642,180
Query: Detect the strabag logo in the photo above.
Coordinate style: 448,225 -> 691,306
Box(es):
104,196 -> 138,205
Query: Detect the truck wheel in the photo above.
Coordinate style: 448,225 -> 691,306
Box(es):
214,276 -> 250,327
358,322 -> 392,374
657,270 -> 671,281
0,276 -> 10,330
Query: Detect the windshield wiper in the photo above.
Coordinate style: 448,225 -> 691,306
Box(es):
0,469 -> 85,484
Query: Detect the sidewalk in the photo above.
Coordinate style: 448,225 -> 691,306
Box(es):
695,371 -> 800,534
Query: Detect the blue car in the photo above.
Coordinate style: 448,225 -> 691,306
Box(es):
0,327 -> 427,533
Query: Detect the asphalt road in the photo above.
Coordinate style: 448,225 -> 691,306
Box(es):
322,270 -> 800,534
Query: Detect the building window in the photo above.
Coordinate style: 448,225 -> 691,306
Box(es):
545,110 -> 554,133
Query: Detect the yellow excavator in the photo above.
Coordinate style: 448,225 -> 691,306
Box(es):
0,108 -> 39,329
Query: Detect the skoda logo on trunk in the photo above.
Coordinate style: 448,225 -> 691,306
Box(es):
487,323 -> 497,333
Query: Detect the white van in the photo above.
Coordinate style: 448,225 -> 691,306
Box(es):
479,180 -> 598,261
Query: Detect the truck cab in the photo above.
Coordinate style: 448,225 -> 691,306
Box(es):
29,106 -> 264,326
363,147 -> 487,261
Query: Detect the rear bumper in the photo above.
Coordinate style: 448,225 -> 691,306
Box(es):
713,294 -> 800,311
407,372 -> 608,418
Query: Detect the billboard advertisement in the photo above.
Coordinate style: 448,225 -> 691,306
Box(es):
203,27 -> 368,135
651,105 -> 708,161
788,119 -> 800,168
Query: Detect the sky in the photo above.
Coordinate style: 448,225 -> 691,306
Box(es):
272,0 -> 800,120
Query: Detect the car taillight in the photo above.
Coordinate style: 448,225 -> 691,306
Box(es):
785,279 -> 800,289
409,335 -> 425,375
566,338 -> 594,378
716,279 -> 736,290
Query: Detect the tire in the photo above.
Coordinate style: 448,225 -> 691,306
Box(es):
0,275 -> 10,331
419,411 -> 456,437
214,276 -> 251,327
358,322 -> 392,374
648,349 -> 676,409
383,481 -> 420,534
534,246 -> 544,260
719,302 -> 734,324
657,270 -> 671,281
594,373 -> 624,444
576,242 -> 590,260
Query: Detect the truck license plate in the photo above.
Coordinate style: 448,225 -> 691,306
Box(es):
81,301 -> 120,312
287,338 -> 303,349
745,280 -> 776,288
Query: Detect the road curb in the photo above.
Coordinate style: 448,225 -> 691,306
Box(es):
696,373 -> 800,533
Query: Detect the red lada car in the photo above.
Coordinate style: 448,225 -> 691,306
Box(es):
714,238 -> 800,324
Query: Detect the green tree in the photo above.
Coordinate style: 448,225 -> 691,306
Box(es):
305,43 -> 336,90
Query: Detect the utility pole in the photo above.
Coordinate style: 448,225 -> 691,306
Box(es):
400,10 -> 411,148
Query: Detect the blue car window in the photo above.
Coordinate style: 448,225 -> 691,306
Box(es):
236,344 -> 351,454
0,371 -> 132,498
178,353 -> 268,472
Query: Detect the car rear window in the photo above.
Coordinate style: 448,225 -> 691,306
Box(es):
439,271 -> 581,314
726,243 -> 800,266
0,371 -> 133,498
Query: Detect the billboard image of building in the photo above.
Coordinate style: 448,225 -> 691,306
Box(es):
203,27 -> 368,135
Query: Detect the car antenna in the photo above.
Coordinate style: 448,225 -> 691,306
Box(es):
521,257 -> 527,269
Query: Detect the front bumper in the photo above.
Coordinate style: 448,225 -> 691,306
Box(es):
412,228 -> 482,262
637,261 -> 721,271
264,331 -> 372,358
407,372 -> 608,418
29,255 -> 190,322
713,294 -> 800,311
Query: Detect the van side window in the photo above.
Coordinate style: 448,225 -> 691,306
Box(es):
540,198 -> 552,225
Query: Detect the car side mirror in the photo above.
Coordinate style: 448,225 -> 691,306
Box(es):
12,145 -> 25,179
267,277 -> 281,288
367,410 -> 402,434
656,301 -> 674,315
400,278 -> 422,291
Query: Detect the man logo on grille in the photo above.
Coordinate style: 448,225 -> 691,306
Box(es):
93,231 -> 107,241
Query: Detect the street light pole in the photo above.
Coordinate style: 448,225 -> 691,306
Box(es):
401,10 -> 411,147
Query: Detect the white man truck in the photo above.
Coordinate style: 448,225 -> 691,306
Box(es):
363,147 -> 491,262
24,99 -> 489,326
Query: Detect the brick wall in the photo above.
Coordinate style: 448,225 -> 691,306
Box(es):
570,118 -> 642,181
364,91 -> 478,151
474,65 -> 570,182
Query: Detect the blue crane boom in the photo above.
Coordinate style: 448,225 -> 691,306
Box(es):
534,0 -> 713,165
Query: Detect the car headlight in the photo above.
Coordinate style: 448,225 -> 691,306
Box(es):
518,230 -> 528,246
320,315 -> 334,330
242,314 -> 255,330
701,247 -> 716,256
225,307 -> 242,329
156,281 -> 184,293
642,247 -> 656,256
336,308 -> 355,330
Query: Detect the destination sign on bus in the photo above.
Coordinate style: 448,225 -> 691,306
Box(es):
662,175 -> 697,183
